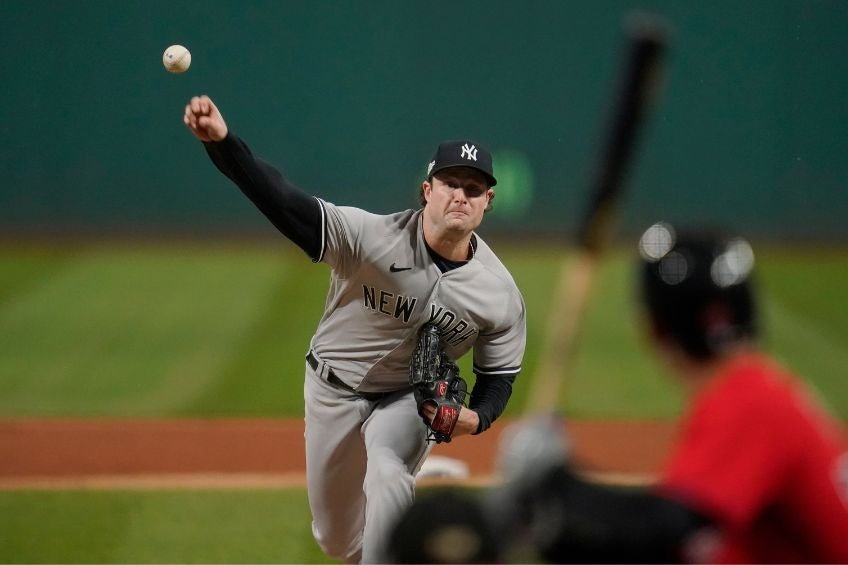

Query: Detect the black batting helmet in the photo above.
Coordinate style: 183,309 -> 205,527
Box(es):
385,488 -> 499,563
638,222 -> 758,360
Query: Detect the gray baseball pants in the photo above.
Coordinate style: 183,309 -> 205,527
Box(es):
304,357 -> 431,563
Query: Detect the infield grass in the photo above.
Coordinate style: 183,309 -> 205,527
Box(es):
0,241 -> 846,419
0,488 -> 327,564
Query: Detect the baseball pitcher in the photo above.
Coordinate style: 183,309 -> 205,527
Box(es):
183,95 -> 526,563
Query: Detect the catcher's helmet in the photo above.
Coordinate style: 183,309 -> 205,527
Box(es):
386,488 -> 499,563
638,222 -> 757,360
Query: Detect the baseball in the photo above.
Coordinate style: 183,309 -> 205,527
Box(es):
162,45 -> 191,74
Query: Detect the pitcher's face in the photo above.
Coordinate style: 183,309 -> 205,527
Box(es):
423,167 -> 493,235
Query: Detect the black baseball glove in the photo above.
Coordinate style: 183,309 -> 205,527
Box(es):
410,323 -> 468,443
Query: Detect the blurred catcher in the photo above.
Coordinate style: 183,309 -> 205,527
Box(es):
481,223 -> 848,563
387,488 -> 499,564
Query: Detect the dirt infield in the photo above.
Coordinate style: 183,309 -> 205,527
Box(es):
0,418 -> 677,488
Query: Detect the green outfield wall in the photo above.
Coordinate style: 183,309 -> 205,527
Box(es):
1,0 -> 846,240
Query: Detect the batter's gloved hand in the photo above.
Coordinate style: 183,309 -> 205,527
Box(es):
409,323 -> 467,443
496,414 -> 571,487
483,415 -> 572,554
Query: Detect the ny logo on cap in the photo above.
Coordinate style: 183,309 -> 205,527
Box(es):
460,143 -> 478,161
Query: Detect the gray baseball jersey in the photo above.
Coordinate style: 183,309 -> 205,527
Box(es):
309,202 -> 526,392
202,132 -> 525,563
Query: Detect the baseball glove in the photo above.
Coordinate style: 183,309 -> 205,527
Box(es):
410,322 -> 468,443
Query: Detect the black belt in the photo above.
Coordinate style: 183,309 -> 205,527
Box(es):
306,351 -> 387,401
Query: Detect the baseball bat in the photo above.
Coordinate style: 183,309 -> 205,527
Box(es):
527,13 -> 671,415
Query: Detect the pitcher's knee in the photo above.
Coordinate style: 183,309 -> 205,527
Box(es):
312,520 -> 362,563
364,452 -> 415,496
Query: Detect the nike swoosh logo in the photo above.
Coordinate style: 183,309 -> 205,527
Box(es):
389,263 -> 412,273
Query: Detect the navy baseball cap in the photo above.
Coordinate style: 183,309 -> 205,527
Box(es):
427,140 -> 497,187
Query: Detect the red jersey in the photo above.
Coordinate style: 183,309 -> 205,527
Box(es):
658,353 -> 848,563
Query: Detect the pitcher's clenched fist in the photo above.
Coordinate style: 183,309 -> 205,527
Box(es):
183,95 -> 228,142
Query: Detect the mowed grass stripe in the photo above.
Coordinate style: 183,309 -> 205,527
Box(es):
758,252 -> 848,343
764,298 -> 848,413
0,489 -> 327,564
567,254 -> 684,419
0,248 -> 79,306
0,247 -> 288,416
0,244 -> 846,418
184,258 -> 329,416
759,253 -> 848,414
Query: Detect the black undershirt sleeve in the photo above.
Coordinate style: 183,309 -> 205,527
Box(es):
526,465 -> 713,563
468,373 -> 515,434
203,134 -> 324,260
